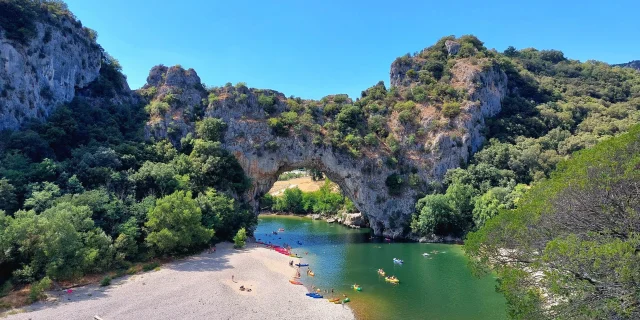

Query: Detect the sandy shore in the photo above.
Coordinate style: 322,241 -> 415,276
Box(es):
3,243 -> 354,320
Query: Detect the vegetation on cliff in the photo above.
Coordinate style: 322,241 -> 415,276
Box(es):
465,124 -> 640,319
411,37 -> 640,238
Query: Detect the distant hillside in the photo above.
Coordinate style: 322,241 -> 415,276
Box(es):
615,60 -> 640,71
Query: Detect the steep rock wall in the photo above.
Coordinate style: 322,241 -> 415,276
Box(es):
0,16 -> 102,130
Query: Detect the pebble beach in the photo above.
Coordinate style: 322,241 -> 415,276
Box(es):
3,242 -> 354,320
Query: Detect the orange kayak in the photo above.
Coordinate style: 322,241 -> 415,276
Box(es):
289,279 -> 303,285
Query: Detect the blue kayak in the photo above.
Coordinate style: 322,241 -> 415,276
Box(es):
295,263 -> 309,267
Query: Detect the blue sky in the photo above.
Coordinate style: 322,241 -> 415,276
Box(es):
66,0 -> 640,100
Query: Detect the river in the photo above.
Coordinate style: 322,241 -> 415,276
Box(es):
255,215 -> 507,320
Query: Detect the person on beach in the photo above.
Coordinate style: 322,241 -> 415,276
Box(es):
232,275 -> 235,282
289,260 -> 293,267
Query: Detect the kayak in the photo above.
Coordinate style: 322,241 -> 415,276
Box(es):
352,285 -> 362,291
308,271 -> 315,277
334,298 -> 351,304
393,258 -> 403,264
295,263 -> 309,267
385,277 -> 400,283
328,298 -> 340,302
289,279 -> 303,285
377,269 -> 386,276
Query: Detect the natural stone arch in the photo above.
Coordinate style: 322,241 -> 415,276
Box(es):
143,56 -> 507,238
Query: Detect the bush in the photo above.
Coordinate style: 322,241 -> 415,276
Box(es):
258,94 -> 276,113
196,118 -> 227,142
145,101 -> 170,117
100,276 -> 112,287
385,173 -> 405,196
28,277 -> 52,303
233,227 -> 247,249
442,102 -> 461,118
142,262 -> 160,272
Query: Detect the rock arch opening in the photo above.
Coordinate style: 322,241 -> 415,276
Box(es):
259,168 -> 368,229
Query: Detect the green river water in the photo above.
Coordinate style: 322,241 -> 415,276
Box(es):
255,215 -> 507,320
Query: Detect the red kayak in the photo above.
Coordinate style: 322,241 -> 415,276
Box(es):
289,279 -> 303,285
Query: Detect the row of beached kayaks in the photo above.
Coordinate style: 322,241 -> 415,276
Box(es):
306,293 -> 350,304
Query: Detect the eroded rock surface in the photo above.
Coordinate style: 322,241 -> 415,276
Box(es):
0,16 -> 102,130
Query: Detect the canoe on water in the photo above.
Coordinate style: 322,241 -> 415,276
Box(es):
385,277 -> 400,283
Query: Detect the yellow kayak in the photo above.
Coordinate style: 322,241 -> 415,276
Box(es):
308,271 -> 315,277
385,277 -> 400,284
352,285 -> 362,291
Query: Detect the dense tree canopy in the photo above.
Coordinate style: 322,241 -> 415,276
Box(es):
465,124 -> 640,319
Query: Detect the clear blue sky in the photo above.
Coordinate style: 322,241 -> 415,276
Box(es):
66,0 -> 640,100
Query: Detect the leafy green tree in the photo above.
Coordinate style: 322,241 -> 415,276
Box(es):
472,187 -> 509,228
195,118 -> 227,142
197,189 -> 255,241
188,139 -> 248,193
130,161 -> 185,198
1,203 -> 114,281
233,227 -> 247,249
145,191 -> 213,254
0,178 -> 18,213
66,174 -> 85,194
411,194 -> 454,236
24,182 -> 60,213
272,187 -> 305,213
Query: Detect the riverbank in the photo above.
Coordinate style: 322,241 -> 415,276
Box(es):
2,242 -> 354,320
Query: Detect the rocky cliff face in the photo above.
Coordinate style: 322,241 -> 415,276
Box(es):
0,15 -> 102,130
142,65 -> 206,144
143,55 -> 507,238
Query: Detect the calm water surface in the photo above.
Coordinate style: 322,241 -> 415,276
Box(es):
255,215 -> 507,320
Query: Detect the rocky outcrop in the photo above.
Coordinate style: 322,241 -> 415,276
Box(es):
0,16 -> 102,130
338,213 -> 367,228
445,40 -> 461,55
144,58 -> 507,238
143,65 -> 207,144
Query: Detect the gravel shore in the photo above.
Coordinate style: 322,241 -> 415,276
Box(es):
3,243 -> 354,320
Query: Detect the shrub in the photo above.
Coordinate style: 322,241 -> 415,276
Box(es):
442,102 -> 461,118
258,94 -> 276,113
100,276 -> 112,287
233,227 -> 247,249
385,173 -> 405,196
196,118 -> 227,142
28,277 -> 52,303
207,92 -> 217,104
145,101 -> 170,117
142,262 -> 160,272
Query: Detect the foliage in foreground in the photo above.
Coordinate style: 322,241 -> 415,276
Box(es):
465,124 -> 640,319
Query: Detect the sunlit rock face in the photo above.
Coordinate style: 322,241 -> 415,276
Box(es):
0,17 -> 102,130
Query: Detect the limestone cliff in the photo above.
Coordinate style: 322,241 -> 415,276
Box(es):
142,46 -> 507,237
0,9 -> 102,131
